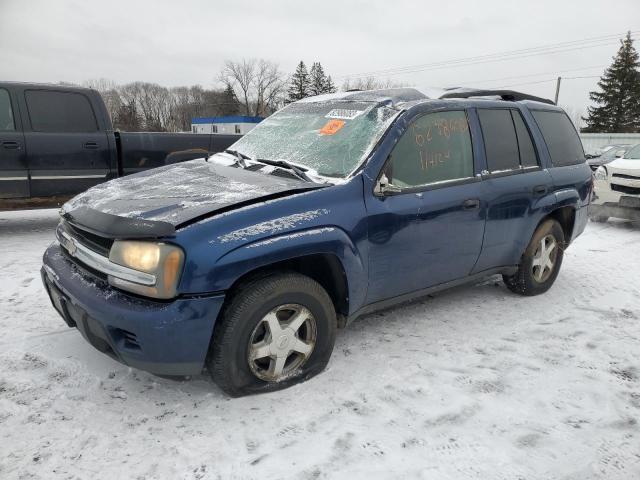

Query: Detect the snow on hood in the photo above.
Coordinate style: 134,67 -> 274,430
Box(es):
62,159 -> 322,227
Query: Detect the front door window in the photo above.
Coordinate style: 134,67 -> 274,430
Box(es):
384,110 -> 474,189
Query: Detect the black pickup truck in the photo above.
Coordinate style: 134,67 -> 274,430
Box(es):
0,82 -> 240,209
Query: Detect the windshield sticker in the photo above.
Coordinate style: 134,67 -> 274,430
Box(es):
325,109 -> 364,120
319,119 -> 345,135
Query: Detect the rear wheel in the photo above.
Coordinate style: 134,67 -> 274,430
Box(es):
207,273 -> 336,397
503,219 -> 565,296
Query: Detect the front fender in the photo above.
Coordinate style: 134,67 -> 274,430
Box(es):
191,226 -> 368,313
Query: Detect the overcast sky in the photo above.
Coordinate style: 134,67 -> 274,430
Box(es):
1,0 -> 639,121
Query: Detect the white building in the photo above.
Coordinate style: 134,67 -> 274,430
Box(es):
191,116 -> 263,135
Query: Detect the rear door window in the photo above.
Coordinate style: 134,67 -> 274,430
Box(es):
385,110 -> 474,188
531,110 -> 585,166
478,109 -> 520,172
0,88 -> 15,131
25,90 -> 98,133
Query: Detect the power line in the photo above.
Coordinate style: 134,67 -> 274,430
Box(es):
339,30 -> 639,80
564,75 -> 602,80
349,40 -> 631,79
452,64 -> 607,87
496,75 -> 600,89
341,31 -> 637,78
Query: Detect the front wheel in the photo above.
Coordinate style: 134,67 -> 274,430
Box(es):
207,273 -> 336,397
503,219 -> 565,296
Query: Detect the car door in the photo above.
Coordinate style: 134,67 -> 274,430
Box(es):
365,109 -> 486,304
21,88 -> 111,197
0,86 -> 29,198
471,107 -> 554,272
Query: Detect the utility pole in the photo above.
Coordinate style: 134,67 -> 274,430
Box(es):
554,76 -> 562,104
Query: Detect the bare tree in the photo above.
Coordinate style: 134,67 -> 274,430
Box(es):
220,59 -> 284,117
220,59 -> 254,116
255,59 -> 285,115
79,78 -> 243,132
562,105 -> 586,130
341,76 -> 408,91
115,82 -> 144,131
83,78 -> 121,126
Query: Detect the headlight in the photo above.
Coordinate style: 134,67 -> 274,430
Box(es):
108,241 -> 184,299
594,166 -> 608,181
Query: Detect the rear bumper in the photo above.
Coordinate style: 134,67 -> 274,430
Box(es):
41,243 -> 224,376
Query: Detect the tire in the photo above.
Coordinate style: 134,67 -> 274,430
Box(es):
503,219 -> 565,296
207,273 -> 337,397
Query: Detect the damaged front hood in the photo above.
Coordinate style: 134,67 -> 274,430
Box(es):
62,159 -> 323,233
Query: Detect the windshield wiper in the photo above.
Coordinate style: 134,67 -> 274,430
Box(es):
253,158 -> 314,182
224,150 -> 314,182
223,149 -> 252,168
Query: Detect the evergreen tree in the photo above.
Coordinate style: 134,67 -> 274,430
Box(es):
286,61 -> 311,103
220,83 -> 241,116
309,62 -> 324,96
309,62 -> 337,96
323,74 -> 336,94
582,32 -> 640,133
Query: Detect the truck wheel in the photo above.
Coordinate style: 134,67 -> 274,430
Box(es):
207,273 -> 336,397
503,219 -> 565,296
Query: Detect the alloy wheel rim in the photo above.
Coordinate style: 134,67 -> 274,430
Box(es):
247,304 -> 317,382
531,234 -> 558,283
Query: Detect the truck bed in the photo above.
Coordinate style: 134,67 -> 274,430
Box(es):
117,132 -> 240,175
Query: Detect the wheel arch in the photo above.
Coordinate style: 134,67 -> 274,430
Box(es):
211,227 -> 368,326
547,205 -> 576,245
225,252 -> 351,326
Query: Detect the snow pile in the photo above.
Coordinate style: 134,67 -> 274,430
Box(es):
1,209 -> 639,479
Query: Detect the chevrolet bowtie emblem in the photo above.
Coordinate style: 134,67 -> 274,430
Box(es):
64,236 -> 77,256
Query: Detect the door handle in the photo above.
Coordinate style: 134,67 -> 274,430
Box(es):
2,141 -> 20,150
533,185 -> 548,196
83,142 -> 99,149
462,198 -> 480,210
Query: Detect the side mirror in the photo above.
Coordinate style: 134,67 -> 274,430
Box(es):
615,150 -> 624,158
374,173 -> 402,196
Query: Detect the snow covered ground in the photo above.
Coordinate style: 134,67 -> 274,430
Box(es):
1,209 -> 639,480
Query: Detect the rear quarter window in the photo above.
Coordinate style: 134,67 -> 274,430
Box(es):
531,110 -> 584,167
25,90 -> 98,133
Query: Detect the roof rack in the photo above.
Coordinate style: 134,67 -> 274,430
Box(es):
439,89 -> 555,105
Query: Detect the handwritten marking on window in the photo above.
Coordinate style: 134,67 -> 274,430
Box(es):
411,115 -> 468,170
413,116 -> 468,146
420,149 -> 451,170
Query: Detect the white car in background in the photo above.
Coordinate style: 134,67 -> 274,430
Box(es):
591,144 -> 640,223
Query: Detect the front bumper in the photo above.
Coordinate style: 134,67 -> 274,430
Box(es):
41,243 -> 225,376
591,179 -> 640,221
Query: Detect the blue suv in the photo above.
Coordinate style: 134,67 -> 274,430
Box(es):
41,88 -> 592,396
